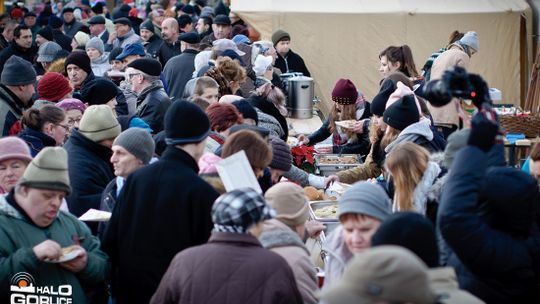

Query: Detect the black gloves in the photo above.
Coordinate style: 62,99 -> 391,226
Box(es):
468,109 -> 499,152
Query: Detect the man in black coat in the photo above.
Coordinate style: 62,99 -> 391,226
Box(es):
62,7 -> 84,38
65,105 -> 121,233
157,17 -> 181,66
126,58 -> 171,133
88,15 -> 110,50
48,15 -> 73,52
438,111 -> 540,303
103,101 -> 220,304
139,19 -> 162,60
272,29 -> 311,77
0,25 -> 37,72
163,32 -> 200,99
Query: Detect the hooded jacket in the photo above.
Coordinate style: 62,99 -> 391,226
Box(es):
90,53 -> 111,77
260,219 -> 319,304
385,119 -> 444,154
0,192 -> 108,304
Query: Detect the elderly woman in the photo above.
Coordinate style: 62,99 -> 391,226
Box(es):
56,98 -> 87,136
0,137 -> 32,194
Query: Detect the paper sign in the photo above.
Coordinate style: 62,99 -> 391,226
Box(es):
78,209 -> 111,222
216,150 -> 263,194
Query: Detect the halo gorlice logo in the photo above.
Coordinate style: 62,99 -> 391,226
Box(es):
10,272 -> 73,304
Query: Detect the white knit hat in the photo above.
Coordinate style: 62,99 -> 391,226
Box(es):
252,55 -> 273,77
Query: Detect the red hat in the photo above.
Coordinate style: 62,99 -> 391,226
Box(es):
37,72 -> 73,102
332,78 -> 358,105
128,7 -> 138,17
10,8 -> 23,19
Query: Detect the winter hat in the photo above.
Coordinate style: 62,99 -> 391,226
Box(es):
269,137 -> 292,172
200,7 -> 214,18
56,98 -> 86,113
219,49 -> 245,66
460,31 -> 479,52
73,31 -> 90,48
213,14 -> 231,25
386,81 -> 422,114
272,29 -> 290,46
37,41 -> 62,63
232,100 -> 258,125
179,32 -> 201,44
0,137 -> 33,163
48,15 -> 63,29
229,124 -> 270,138
109,47 -> 124,62
88,15 -> 106,25
265,183 -> 308,227
140,19 -> 154,33
370,78 -> 396,116
80,78 -> 118,105
198,152 -> 222,174
338,182 -> 391,222
116,43 -> 145,61
164,100 -> 210,145
127,58 -> 162,77
332,78 -> 358,105
206,102 -> 243,132
18,147 -> 71,195
212,188 -> 276,233
64,51 -> 92,75
10,8 -> 23,19
113,127 -> 155,164
443,128 -> 470,169
181,4 -> 195,14
62,7 -> 75,14
91,2 -> 104,15
1,56 -> 37,86
372,212 -> 439,268
212,39 -> 245,56
113,17 -> 132,27
79,105 -> 121,142
383,95 -> 420,131
253,55 -> 273,77
86,37 -> 105,54
319,246 -> 436,304
232,34 -> 251,45
37,72 -> 72,102
36,26 -> 54,42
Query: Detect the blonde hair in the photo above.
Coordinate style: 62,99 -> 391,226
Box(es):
385,142 -> 430,211
381,126 -> 401,149
329,103 -> 356,135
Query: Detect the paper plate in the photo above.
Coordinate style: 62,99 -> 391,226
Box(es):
335,120 -> 356,129
45,247 -> 83,263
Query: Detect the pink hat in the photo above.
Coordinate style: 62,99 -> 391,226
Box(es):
198,152 -> 222,174
0,137 -> 32,163
386,81 -> 422,115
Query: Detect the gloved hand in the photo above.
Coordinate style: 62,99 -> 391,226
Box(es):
467,109 -> 499,152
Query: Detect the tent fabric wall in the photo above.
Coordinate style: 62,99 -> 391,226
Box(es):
233,0 -> 532,116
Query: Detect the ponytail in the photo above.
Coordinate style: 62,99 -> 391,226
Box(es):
400,45 -> 419,78
22,105 -> 66,131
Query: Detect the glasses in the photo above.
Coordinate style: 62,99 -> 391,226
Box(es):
127,73 -> 141,80
57,124 -> 70,131
67,118 -> 81,126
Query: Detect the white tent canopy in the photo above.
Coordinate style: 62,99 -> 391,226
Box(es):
233,0 -> 533,115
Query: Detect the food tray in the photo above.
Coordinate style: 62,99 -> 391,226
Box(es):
309,201 -> 339,222
314,154 -> 362,176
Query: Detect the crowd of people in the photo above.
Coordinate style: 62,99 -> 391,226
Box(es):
0,0 -> 539,303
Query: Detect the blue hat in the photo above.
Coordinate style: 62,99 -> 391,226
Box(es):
116,43 -> 145,61
232,34 -> 251,45
48,15 -> 63,29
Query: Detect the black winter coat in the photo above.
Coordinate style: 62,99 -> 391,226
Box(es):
52,29 -> 73,52
64,129 -> 115,233
438,146 -> 540,303
145,35 -> 163,60
136,80 -> 171,133
73,73 -> 129,116
248,94 -> 289,141
18,127 -> 56,157
275,49 -> 310,77
0,84 -> 26,136
0,43 -> 37,72
163,49 -> 198,99
158,40 -> 181,66
102,147 -> 219,304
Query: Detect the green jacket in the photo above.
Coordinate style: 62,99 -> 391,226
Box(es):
0,194 -> 108,303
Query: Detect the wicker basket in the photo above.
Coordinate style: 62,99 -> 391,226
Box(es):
500,115 -> 540,138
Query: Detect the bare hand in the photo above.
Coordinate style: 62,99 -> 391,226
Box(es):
306,220 -> 326,238
33,240 -> 62,261
297,134 -> 310,145
352,119 -> 368,133
107,32 -> 117,44
59,245 -> 88,273
324,175 -> 339,188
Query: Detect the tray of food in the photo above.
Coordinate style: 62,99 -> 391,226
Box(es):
309,201 -> 339,222
314,154 -> 362,176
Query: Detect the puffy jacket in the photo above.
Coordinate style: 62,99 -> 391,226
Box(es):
438,146 -> 540,303
136,80 -> 171,134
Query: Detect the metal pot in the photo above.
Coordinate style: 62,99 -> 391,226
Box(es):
287,76 -> 314,119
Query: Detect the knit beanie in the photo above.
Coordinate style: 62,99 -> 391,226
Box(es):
383,95 -> 420,131
140,19 -> 155,33
206,102 -> 243,132
48,15 -> 63,29
86,37 -> 104,55
127,58 -> 162,77
252,55 -> 273,77
332,78 -> 358,105
113,127 -> 155,164
269,137 -> 292,172
0,137 -> 33,163
1,56 -> 37,86
18,147 -> 71,195
372,212 -> 439,268
370,78 -> 396,116
265,182 -> 309,227
65,51 -> 92,75
164,100 -> 210,145
232,100 -> 258,125
73,31 -> 90,48
37,26 -> 54,42
460,31 -> 479,52
37,72 -> 72,102
386,81 -> 422,115
79,105 -> 121,142
37,41 -> 62,63
272,29 -> 290,46
91,2 -> 104,14
80,78 -> 118,106
56,98 -> 86,113
109,47 -> 123,62
442,128 -> 469,169
338,182 -> 391,222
